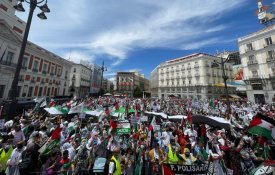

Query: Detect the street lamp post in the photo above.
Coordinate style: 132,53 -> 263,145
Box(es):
99,61 -> 107,96
8,0 -> 50,117
213,53 -> 231,117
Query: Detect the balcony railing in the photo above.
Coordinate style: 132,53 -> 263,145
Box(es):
32,69 -> 38,72
195,73 -> 200,77
187,66 -> 191,70
187,74 -> 192,78
251,74 -> 259,78
181,67 -> 185,71
245,47 -> 255,53
213,74 -> 217,77
194,65 -> 199,68
50,73 -> 55,76
247,60 -> 258,65
0,61 -> 17,68
21,66 -> 27,70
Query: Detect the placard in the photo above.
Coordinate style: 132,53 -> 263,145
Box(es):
140,116 -> 148,122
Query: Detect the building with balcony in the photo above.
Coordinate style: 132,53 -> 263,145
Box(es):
69,64 -> 92,98
238,25 -> 275,104
116,71 -> 150,97
0,19 -> 72,102
150,53 -> 235,99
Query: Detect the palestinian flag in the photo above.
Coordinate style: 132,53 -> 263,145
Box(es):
248,113 -> 275,140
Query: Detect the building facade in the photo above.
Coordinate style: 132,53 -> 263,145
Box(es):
69,64 -> 92,98
102,79 -> 114,93
238,25 -> 275,104
150,53 -> 235,99
116,71 -> 150,97
0,19 -> 72,102
0,0 -> 26,37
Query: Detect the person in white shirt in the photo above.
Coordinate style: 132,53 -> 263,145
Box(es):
184,126 -> 197,146
6,141 -> 25,175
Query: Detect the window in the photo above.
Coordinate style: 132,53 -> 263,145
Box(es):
252,70 -> 258,78
272,82 -> 275,90
17,86 -> 21,97
5,51 -> 14,65
22,57 -> 28,69
42,64 -> 47,73
38,87 -> 43,96
28,87 -> 33,97
248,55 -> 255,61
0,85 -> 5,98
74,68 -> 76,73
246,43 -> 253,51
47,88 -> 51,96
32,60 -> 38,71
51,66 -> 54,74
252,83 -> 263,90
265,37 -> 272,46
267,50 -> 275,59
22,85 -> 28,97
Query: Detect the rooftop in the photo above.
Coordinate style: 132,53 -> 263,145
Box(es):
238,24 -> 275,42
165,53 -> 215,64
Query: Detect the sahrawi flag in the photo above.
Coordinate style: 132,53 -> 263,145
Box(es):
148,116 -> 156,131
248,113 -> 275,140
39,126 -> 61,155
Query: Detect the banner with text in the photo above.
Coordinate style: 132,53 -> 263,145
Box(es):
162,163 -> 209,175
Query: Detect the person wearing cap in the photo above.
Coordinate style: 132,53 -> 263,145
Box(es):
109,147 -> 121,175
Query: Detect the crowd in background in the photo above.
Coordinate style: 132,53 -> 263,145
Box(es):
0,97 -> 274,175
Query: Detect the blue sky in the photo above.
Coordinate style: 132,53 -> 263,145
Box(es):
16,0 -> 271,80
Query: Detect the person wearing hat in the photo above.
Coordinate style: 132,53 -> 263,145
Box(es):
109,147 -> 121,175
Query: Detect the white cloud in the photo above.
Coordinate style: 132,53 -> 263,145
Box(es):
17,0 -> 248,66
63,51 -> 95,64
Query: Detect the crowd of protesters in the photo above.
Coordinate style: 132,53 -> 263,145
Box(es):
0,97 -> 275,175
